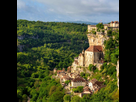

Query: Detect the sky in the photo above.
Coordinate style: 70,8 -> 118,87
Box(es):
17,0 -> 119,23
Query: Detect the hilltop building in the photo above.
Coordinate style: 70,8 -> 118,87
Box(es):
71,45 -> 104,71
88,21 -> 119,33
71,21 -> 119,71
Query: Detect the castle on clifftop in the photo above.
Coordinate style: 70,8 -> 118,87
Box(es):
71,21 -> 119,72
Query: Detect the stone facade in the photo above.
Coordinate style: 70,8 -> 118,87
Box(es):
87,33 -> 107,50
110,21 -> 119,27
75,45 -> 104,68
88,25 -> 97,32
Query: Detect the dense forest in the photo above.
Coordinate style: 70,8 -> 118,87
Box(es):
17,19 -> 119,102
17,19 -> 89,102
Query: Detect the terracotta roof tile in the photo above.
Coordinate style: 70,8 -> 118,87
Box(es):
89,78 -> 98,84
90,25 -> 96,27
85,46 -> 103,52
72,76 -> 86,82
57,70 -> 62,73
103,24 -> 110,26
114,21 -> 119,23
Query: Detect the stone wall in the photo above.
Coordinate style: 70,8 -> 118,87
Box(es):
87,33 -> 107,50
88,25 -> 97,32
71,82 -> 86,87
85,51 -> 94,67
17,45 -> 25,52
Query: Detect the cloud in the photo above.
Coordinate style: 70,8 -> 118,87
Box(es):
17,0 -> 119,22
17,0 -> 26,9
33,0 -> 119,16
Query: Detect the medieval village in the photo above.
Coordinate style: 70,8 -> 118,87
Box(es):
52,21 -> 119,98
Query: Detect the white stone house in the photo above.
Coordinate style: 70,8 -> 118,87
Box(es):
82,86 -> 92,95
88,78 -> 104,92
70,75 -> 86,88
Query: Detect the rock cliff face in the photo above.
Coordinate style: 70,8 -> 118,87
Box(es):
17,35 -> 39,40
87,33 -> 108,51
116,60 -> 119,89
17,45 -> 25,52
17,35 -> 39,52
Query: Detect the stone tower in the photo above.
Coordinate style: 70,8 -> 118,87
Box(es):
85,45 -> 103,67
78,49 -> 85,67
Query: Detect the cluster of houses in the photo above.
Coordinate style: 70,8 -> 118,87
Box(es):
52,21 -> 119,97
53,67 -> 106,97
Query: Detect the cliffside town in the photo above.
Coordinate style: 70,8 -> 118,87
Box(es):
53,21 -> 119,97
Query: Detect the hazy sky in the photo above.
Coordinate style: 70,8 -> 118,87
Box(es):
17,0 -> 119,23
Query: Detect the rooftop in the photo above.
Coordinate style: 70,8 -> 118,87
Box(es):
89,78 -> 98,84
111,21 -> 119,24
88,25 -> 96,27
72,76 -> 86,82
85,46 -> 103,52
83,86 -> 91,92
103,24 -> 110,26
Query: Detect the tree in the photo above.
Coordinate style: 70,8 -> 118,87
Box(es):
107,30 -> 112,36
72,86 -> 83,93
71,95 -> 81,102
80,72 -> 85,77
88,64 -> 96,71
49,86 -> 57,96
64,80 -> 71,85
48,91 -> 64,102
96,23 -> 104,29
63,94 -> 71,102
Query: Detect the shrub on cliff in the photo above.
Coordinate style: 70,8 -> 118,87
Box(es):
96,23 -> 104,29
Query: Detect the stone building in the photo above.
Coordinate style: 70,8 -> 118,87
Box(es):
85,45 -> 104,67
71,21 -> 119,71
88,21 -> 119,33
110,21 -> 119,27
88,78 -> 105,92
72,45 -> 104,68
82,86 -> 92,95
88,25 -> 97,32
70,75 -> 86,88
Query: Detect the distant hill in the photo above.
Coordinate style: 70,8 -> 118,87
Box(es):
65,21 -> 98,25
59,21 -> 110,25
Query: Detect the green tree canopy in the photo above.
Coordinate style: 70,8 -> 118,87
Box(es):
96,23 -> 104,29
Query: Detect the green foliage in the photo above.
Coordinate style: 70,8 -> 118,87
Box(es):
65,80 -> 71,85
91,30 -> 96,34
72,86 -> 83,93
107,29 -> 112,36
80,72 -> 85,77
96,23 -> 104,29
17,20 -> 88,101
49,86 -> 57,96
80,72 -> 90,80
71,95 -> 81,102
63,94 -> 71,102
102,30 -> 105,33
48,91 -> 64,102
88,64 -> 96,72
17,20 -> 119,102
